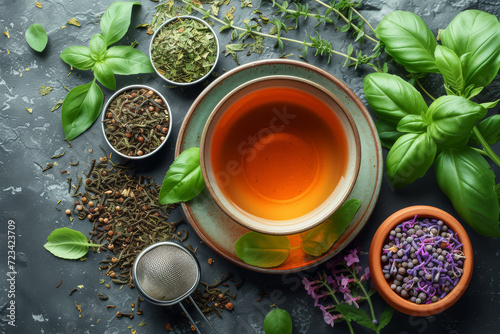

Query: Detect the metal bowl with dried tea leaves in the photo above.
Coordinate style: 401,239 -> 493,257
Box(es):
150,16 -> 219,85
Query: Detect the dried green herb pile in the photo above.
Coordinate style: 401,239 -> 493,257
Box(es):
151,18 -> 217,83
70,156 -> 179,286
103,88 -> 170,157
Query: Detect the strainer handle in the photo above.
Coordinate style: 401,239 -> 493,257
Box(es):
179,297 -> 219,334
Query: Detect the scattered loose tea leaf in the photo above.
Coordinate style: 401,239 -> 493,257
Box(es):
26,107 -> 33,114
138,321 -> 146,327
67,18 -> 81,27
135,23 -> 149,28
40,85 -> 53,96
4,30 -> 10,38
25,23 -> 48,52
225,7 -> 236,20
35,1 -> 43,8
51,100 -> 64,112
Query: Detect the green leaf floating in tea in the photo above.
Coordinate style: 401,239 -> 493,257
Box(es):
300,199 -> 361,257
44,227 -> 103,259
235,232 -> 291,268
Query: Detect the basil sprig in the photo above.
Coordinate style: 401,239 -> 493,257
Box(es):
366,9 -> 500,237
60,1 -> 154,141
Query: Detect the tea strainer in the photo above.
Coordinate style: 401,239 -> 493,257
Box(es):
132,241 -> 218,333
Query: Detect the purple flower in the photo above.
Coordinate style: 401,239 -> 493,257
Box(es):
361,267 -> 371,283
344,292 -> 360,308
323,311 -> 335,327
344,248 -> 359,267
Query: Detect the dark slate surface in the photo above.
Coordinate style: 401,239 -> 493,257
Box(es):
0,0 -> 499,333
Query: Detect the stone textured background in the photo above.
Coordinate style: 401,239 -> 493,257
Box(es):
0,0 -> 499,333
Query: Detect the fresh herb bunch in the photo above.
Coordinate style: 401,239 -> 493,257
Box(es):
151,18 -> 217,83
60,2 -> 154,141
303,247 -> 394,333
364,10 -> 500,237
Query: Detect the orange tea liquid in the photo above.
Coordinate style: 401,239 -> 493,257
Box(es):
211,86 -> 348,220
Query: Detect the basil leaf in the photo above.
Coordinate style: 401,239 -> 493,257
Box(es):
441,10 -> 500,88
336,304 -> 376,330
60,46 -> 95,70
61,80 -> 104,141
300,199 -> 361,256
469,115 -> 500,146
377,306 -> 394,331
495,184 -> 500,205
234,232 -> 290,268
397,114 -> 427,133
158,147 -> 205,204
435,148 -> 500,237
25,23 -> 48,52
375,119 -> 403,149
44,227 -> 102,259
480,99 -> 500,109
89,33 -> 107,62
426,96 -> 487,147
386,133 -> 437,188
100,1 -> 141,46
104,46 -> 155,75
264,308 -> 292,334
93,62 -> 116,90
434,45 -> 464,94
363,73 -> 427,124
375,11 -> 438,73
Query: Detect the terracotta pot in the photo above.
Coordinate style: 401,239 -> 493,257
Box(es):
369,206 -> 473,316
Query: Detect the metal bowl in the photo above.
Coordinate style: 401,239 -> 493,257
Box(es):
149,16 -> 220,86
101,85 -> 172,160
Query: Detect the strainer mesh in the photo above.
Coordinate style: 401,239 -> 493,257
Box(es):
135,245 -> 198,301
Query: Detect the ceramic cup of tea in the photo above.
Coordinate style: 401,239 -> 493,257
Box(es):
200,76 -> 361,235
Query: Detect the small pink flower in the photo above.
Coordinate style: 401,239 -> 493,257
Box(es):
323,312 -> 335,327
361,267 -> 371,283
344,292 -> 360,308
344,248 -> 359,267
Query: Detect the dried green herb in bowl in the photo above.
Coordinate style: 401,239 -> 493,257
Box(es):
150,16 -> 219,85
101,85 -> 172,159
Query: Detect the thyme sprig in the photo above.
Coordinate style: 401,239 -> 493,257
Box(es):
185,0 -> 382,70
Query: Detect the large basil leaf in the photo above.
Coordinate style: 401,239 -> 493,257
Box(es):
93,62 -> 116,90
375,119 -> 403,149
264,309 -> 293,334
426,96 -> 487,146
434,45 -> 464,94
89,33 -> 107,62
235,232 -> 290,268
336,304 -> 376,330
375,11 -> 438,73
61,80 -> 104,141
468,115 -> 500,146
300,199 -> 361,256
100,1 -> 141,46
44,227 -> 102,259
386,133 -> 437,188
60,46 -> 95,70
158,147 -> 205,204
25,23 -> 48,52
397,115 -> 427,133
435,148 -> 500,237
363,73 -> 427,124
104,46 -> 155,75
441,10 -> 500,88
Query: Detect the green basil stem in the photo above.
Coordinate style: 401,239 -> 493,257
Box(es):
473,126 -> 500,167
320,277 -> 355,334
347,265 -> 379,333
470,147 -> 488,156
189,3 -> 379,71
313,0 -> 378,42
416,79 -> 436,101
